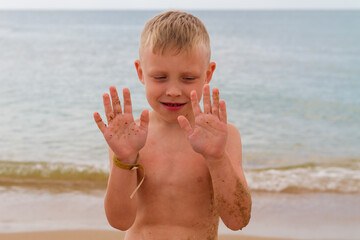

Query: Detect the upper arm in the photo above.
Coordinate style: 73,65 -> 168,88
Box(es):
226,123 -> 249,190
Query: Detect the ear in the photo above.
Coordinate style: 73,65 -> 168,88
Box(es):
135,60 -> 145,85
205,62 -> 216,84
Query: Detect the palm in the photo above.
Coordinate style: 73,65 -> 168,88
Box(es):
94,87 -> 149,162
188,114 -> 227,158
104,113 -> 147,159
178,85 -> 228,159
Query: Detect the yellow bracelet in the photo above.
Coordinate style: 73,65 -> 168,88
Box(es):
112,154 -> 145,199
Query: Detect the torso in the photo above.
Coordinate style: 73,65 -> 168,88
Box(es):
125,118 -> 219,240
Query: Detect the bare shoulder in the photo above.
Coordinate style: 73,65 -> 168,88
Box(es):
226,122 -> 242,149
227,122 -> 241,137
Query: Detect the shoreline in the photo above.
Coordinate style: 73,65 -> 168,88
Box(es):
0,230 -> 295,240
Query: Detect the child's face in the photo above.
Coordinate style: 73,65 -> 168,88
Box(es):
135,44 -> 216,123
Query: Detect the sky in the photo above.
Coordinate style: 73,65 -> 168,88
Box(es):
0,0 -> 360,10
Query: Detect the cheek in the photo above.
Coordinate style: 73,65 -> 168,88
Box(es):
145,85 -> 155,100
145,87 -> 158,110
144,82 -> 163,100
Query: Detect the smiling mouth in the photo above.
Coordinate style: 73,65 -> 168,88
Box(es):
161,102 -> 186,107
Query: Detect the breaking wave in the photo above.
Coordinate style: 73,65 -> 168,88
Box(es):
1,159 -> 359,193
246,160 -> 360,193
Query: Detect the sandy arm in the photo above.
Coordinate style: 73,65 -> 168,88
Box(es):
206,123 -> 252,230
177,85 -> 252,230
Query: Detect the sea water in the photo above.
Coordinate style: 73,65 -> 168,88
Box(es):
0,10 -> 359,238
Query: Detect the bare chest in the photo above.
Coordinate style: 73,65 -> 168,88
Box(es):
138,136 -> 212,195
129,132 -> 219,239
136,135 -> 216,218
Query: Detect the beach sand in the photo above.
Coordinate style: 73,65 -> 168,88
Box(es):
1,187 -> 359,239
0,230 -> 294,240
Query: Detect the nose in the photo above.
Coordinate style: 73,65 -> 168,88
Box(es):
166,84 -> 182,97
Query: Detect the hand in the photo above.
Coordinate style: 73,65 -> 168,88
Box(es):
93,86 -> 149,163
178,84 -> 228,159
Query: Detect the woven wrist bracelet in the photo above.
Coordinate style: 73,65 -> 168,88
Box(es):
112,154 -> 145,199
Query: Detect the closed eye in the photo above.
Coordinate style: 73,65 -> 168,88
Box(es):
153,76 -> 167,80
154,76 -> 166,79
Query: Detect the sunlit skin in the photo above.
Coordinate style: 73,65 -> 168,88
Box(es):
93,44 -> 251,240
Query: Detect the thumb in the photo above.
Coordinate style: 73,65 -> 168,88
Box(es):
177,116 -> 193,137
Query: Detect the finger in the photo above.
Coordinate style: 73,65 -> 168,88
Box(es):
103,93 -> 114,124
219,100 -> 227,123
140,109 -> 149,130
93,112 -> 107,134
110,86 -> 122,116
123,88 -> 133,114
177,115 -> 193,137
191,90 -> 202,117
212,88 -> 220,117
203,84 -> 211,114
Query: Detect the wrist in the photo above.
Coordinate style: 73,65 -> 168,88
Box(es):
204,151 -> 229,168
203,151 -> 227,162
113,152 -> 139,165
112,153 -> 145,199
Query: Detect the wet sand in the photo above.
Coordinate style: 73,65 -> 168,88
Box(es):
1,187 -> 359,240
0,230 -> 295,240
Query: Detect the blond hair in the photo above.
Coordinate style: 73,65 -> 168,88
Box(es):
139,10 -> 211,60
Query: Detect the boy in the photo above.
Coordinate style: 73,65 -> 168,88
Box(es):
93,10 -> 251,240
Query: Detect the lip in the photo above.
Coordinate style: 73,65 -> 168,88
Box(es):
161,102 -> 186,111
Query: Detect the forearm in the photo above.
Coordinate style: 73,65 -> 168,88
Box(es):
206,152 -> 252,230
104,163 -> 138,230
